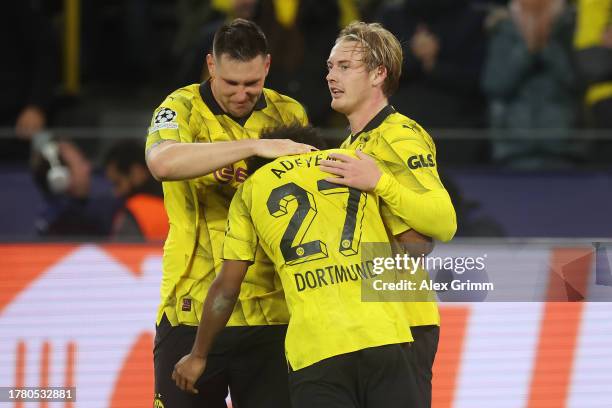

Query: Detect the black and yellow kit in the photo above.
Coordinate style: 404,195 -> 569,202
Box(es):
148,81 -> 307,408
224,148 -> 414,370
224,148 -> 417,406
340,105 -> 457,327
575,0 -> 612,108
147,81 -> 307,327
340,105 -> 456,408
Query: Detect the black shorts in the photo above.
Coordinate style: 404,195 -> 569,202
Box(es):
153,314 -> 290,408
288,343 -> 418,408
408,325 -> 440,408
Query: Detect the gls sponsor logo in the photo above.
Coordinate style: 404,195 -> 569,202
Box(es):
407,154 -> 435,170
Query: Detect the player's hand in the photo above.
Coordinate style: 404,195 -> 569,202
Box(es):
319,150 -> 381,192
253,139 -> 317,158
172,353 -> 206,394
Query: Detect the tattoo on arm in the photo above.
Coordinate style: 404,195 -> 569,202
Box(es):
212,293 -> 236,314
146,140 -> 169,157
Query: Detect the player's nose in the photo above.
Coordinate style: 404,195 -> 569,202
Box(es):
235,89 -> 249,102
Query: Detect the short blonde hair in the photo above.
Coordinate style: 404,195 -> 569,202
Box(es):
336,21 -> 403,97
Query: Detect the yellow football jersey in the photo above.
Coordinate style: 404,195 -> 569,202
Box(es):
574,0 -> 612,106
146,81 -> 308,327
223,149 -> 413,370
340,105 -> 457,327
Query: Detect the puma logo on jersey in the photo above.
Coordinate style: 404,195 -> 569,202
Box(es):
407,154 -> 435,170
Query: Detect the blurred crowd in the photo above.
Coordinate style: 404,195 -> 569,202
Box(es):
2,0 -> 611,239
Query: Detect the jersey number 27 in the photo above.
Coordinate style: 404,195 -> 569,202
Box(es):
267,180 -> 367,265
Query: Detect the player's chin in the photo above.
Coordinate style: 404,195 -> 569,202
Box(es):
330,98 -> 347,113
230,105 -> 252,118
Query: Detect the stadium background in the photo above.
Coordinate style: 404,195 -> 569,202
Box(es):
1,0 -> 611,407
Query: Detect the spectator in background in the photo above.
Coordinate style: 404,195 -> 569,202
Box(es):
482,0 -> 581,169
378,0 -> 489,166
31,134 -> 118,237
174,0 -> 255,86
103,139 -> 168,241
574,0 -> 612,164
378,0 -> 487,129
1,2 -> 59,162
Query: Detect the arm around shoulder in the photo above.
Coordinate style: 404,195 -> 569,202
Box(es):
145,138 -> 259,181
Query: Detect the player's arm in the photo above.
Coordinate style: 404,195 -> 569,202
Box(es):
320,140 -> 456,242
147,138 -> 316,181
145,99 -> 315,182
172,187 -> 258,393
172,259 -> 250,393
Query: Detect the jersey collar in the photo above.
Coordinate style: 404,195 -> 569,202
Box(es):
199,80 -> 267,126
350,105 -> 396,144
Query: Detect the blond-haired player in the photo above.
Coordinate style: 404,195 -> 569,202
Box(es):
321,21 -> 457,407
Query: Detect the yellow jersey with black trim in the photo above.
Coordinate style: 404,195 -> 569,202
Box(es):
146,81 -> 308,327
340,105 -> 457,327
574,0 -> 612,106
223,149 -> 413,370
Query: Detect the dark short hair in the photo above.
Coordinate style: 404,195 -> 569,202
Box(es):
247,125 -> 327,174
213,18 -> 269,61
103,139 -> 147,175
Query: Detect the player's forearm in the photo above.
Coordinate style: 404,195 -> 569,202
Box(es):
147,139 -> 257,181
190,279 -> 239,358
375,173 -> 457,242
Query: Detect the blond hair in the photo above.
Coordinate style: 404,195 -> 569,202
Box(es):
336,21 -> 403,97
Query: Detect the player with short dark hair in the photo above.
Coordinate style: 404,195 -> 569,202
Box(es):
146,18 -> 315,408
320,21 -> 457,407
212,18 -> 269,62
172,125 -> 419,407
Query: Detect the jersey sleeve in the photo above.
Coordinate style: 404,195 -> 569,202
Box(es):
373,125 -> 457,242
295,103 -> 309,126
223,185 -> 259,262
276,93 -> 309,126
146,95 -> 194,151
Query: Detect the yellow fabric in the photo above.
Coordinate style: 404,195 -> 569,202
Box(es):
147,84 -> 307,327
211,0 -> 231,14
224,149 -> 413,370
339,0 -> 359,28
586,83 -> 612,106
575,0 -> 612,106
574,0 -> 611,48
273,0 -> 299,28
341,110 -> 458,327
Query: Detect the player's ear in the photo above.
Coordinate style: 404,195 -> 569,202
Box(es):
206,54 -> 215,78
264,54 -> 271,76
371,65 -> 387,88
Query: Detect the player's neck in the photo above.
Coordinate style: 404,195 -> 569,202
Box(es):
347,96 -> 388,135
